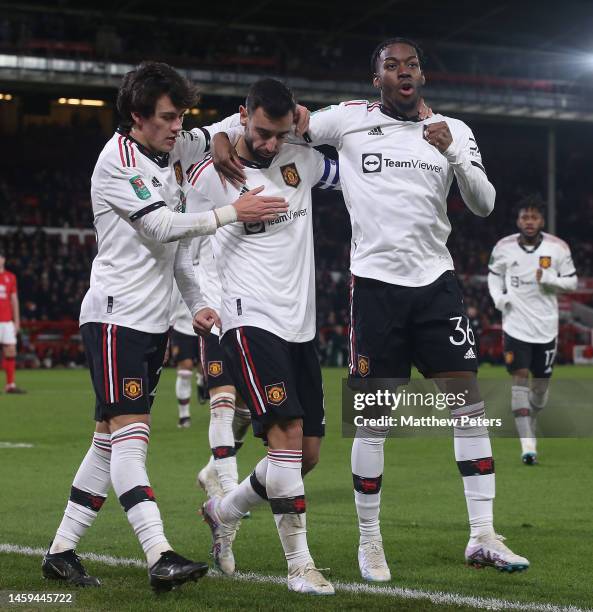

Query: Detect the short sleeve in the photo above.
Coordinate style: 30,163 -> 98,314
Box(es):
306,104 -> 345,147
9,274 -> 17,294
558,245 -> 577,277
488,244 -> 506,276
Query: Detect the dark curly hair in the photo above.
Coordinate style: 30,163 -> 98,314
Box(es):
116,61 -> 199,130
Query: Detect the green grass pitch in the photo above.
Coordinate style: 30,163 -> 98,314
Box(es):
0,365 -> 592,611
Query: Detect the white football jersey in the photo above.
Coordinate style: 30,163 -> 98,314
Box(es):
171,235 -> 222,337
80,119 -> 233,333
306,101 -> 492,287
488,232 -> 577,343
186,144 -> 340,342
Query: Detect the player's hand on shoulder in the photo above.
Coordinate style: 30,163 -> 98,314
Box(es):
294,104 -> 310,138
423,121 -> 453,153
211,133 -> 246,190
193,308 -> 221,337
536,268 -> 543,282
233,185 -> 288,222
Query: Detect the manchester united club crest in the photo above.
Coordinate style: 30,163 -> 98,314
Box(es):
173,160 -> 184,186
539,256 -> 552,269
357,355 -> 370,377
208,361 -> 223,377
504,351 -> 514,365
265,382 -> 287,405
123,378 -> 143,400
280,163 -> 301,188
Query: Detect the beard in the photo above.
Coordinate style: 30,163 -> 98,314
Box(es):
244,132 -> 273,164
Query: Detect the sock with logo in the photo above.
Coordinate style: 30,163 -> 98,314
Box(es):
50,433 -> 111,553
452,402 -> 495,542
110,423 -> 171,568
267,449 -> 313,571
209,392 -> 238,494
351,426 -> 387,544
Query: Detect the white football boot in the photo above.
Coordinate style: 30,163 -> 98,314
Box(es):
287,562 -> 334,595
201,497 -> 238,575
465,534 -> 530,572
358,540 -> 391,582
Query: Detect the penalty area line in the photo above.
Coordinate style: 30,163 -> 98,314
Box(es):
0,543 -> 589,612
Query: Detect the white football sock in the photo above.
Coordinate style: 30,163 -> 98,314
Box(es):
452,402 -> 495,541
110,423 -> 171,567
175,369 -> 192,419
267,449 -> 313,571
512,385 -> 536,454
209,392 -> 238,494
218,457 -> 268,524
51,433 -> 111,554
351,426 -> 387,544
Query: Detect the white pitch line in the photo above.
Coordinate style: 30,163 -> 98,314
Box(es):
1,543 -> 589,612
0,442 -> 34,449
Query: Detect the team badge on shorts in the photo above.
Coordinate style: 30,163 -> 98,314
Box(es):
280,163 -> 301,188
357,355 -> 370,377
539,256 -> 552,269
265,382 -> 287,405
123,378 -> 143,400
129,176 -> 151,200
173,160 -> 184,186
504,351 -> 514,365
208,361 -> 223,377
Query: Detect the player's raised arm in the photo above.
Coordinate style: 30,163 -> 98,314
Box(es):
425,122 -> 495,217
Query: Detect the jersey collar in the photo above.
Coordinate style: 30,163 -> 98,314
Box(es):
116,127 -> 170,168
238,155 -> 274,169
517,233 -> 543,253
379,104 -> 422,122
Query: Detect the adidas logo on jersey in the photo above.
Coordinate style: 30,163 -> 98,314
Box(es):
368,126 -> 384,135
464,347 -> 476,359
151,177 -> 162,188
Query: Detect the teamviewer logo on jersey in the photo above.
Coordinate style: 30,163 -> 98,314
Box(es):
362,153 -> 382,173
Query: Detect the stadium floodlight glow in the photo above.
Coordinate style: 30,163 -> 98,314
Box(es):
0,93 -> 13,100
190,108 -> 201,115
57,98 -> 105,106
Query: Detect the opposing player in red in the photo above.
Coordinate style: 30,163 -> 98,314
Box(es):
0,250 -> 25,394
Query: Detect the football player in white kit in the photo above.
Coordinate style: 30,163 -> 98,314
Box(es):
42,62 -> 288,591
193,79 -> 340,595
488,196 -> 577,465
212,38 -> 529,579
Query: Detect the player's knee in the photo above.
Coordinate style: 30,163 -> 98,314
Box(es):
3,344 -> 16,357
302,453 -> 319,476
269,418 -> 303,448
